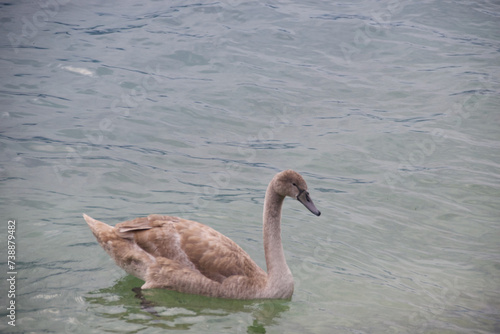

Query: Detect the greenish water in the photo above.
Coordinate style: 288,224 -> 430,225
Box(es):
0,1 -> 499,333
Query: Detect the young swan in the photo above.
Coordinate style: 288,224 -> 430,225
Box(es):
84,170 -> 320,299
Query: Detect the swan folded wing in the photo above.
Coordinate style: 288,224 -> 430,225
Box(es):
115,214 -> 170,236
173,218 -> 267,282
115,215 -> 267,282
109,214 -> 267,296
114,215 -> 199,272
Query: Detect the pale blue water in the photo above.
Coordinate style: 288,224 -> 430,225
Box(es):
0,1 -> 499,333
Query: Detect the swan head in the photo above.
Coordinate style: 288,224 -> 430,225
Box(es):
273,170 -> 321,216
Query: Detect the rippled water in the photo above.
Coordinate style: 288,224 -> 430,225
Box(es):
1,1 -> 499,333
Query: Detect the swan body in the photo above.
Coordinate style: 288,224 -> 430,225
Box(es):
84,170 -> 320,299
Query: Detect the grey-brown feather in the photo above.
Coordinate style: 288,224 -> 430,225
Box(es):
84,214 -> 268,298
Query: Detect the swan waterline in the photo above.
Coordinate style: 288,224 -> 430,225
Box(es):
84,170 -> 321,300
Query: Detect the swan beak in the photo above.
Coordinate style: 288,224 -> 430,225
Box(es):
297,190 -> 321,216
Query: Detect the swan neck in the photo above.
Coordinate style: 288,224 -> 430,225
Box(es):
263,184 -> 290,279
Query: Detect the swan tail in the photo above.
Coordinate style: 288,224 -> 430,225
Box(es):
83,214 -> 114,241
83,214 -> 154,281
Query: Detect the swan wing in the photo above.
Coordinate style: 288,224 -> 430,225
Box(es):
114,214 -> 267,283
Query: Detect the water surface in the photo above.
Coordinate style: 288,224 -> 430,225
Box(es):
0,1 -> 499,333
